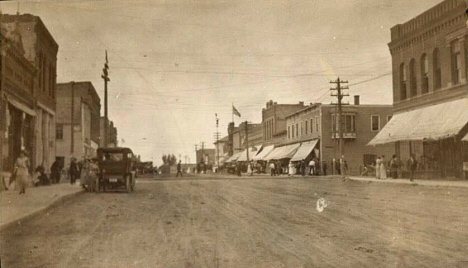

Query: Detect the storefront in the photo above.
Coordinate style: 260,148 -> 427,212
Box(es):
369,98 -> 468,179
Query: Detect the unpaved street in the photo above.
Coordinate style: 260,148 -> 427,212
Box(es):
2,175 -> 468,268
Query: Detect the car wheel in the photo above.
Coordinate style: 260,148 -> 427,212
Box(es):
125,176 -> 131,193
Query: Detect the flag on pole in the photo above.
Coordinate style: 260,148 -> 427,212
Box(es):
232,105 -> 241,117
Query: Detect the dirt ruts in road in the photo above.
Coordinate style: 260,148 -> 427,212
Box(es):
2,176 -> 468,268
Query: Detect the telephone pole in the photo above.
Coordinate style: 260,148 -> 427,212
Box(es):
70,81 -> 75,155
244,121 -> 249,162
215,114 -> 220,169
201,142 -> 205,163
194,144 -> 198,163
101,50 -> 110,146
330,77 -> 349,178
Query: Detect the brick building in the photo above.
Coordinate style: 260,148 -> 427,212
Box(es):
370,0 -> 468,178
2,14 -> 58,172
0,22 -> 36,174
55,82 -> 101,167
262,100 -> 306,146
284,99 -> 394,175
100,117 -> 118,148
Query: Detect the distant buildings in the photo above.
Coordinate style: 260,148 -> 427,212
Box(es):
262,100 -> 306,146
285,98 -> 394,175
370,0 -> 468,178
55,82 -> 101,167
196,148 -> 215,166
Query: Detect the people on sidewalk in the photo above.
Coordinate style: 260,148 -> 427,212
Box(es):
375,156 -> 381,179
269,162 -> 276,176
14,151 -> 31,194
50,159 -> 62,184
408,154 -> 417,182
380,155 -> 387,179
69,158 -> 79,185
176,160 -> 183,177
288,161 -> 294,176
309,159 -> 315,175
390,155 -> 399,179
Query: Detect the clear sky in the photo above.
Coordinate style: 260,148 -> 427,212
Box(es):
1,0 -> 444,165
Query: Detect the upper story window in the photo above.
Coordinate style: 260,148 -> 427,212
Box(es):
300,122 -> 303,136
451,40 -> 461,85
56,125 -> 63,140
315,116 -> 319,132
399,63 -> 407,100
332,114 -> 355,133
310,118 -> 314,133
305,120 -> 308,135
296,123 -> 298,137
433,48 -> 442,90
421,54 -> 429,94
371,115 -> 380,132
292,125 -> 295,138
409,59 -> 417,97
288,125 -> 290,139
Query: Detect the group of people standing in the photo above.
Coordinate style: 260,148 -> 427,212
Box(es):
375,154 -> 418,181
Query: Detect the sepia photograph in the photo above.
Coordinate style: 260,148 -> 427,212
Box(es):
0,0 -> 468,267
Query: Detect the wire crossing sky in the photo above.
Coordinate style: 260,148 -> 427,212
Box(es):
0,0 -> 443,165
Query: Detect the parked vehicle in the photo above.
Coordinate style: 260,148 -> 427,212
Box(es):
97,147 -> 136,193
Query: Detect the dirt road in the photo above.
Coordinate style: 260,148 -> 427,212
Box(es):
2,175 -> 468,268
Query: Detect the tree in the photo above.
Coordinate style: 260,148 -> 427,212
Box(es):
162,154 -> 177,166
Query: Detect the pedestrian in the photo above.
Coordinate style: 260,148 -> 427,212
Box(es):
380,155 -> 387,179
247,161 -> 252,176
176,160 -> 183,177
308,158 -> 315,175
276,161 -> 282,175
14,150 -> 31,194
322,161 -> 328,176
269,161 -> 276,176
408,154 -> 417,182
288,161 -> 294,176
69,158 -> 79,185
390,155 -> 399,179
50,159 -> 61,183
375,156 -> 381,179
300,160 -> 306,176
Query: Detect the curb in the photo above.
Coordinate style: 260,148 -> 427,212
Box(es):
1,188 -> 85,230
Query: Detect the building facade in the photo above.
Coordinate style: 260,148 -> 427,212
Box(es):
99,117 -> 118,148
262,100 -> 306,146
286,100 -> 395,175
371,0 -> 468,178
214,135 -> 229,166
55,82 -> 101,167
196,148 -> 215,166
2,14 -> 59,172
0,24 -> 36,174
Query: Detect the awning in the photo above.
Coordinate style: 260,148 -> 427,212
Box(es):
252,145 -> 275,161
226,152 -> 242,163
8,99 -> 36,116
462,133 -> 468,142
368,98 -> 468,146
290,140 -> 319,162
264,143 -> 301,161
237,145 -> 262,161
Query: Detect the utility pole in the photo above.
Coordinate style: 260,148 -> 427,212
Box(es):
70,81 -> 75,155
244,121 -> 249,162
201,142 -> 205,163
330,77 -> 349,178
101,50 -> 110,146
194,144 -> 198,163
215,113 -> 220,169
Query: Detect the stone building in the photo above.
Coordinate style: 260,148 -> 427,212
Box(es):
2,14 -> 59,172
262,100 -> 306,146
285,98 -> 395,175
55,82 -> 101,167
0,21 -> 36,174
370,0 -> 468,178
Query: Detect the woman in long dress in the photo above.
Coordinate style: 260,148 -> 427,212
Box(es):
375,157 -> 381,180
380,155 -> 387,179
14,151 -> 31,194
288,162 -> 295,176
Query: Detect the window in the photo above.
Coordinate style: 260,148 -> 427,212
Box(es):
296,123 -> 298,137
56,125 -> 63,140
433,48 -> 441,90
344,114 -> 355,133
399,63 -> 407,100
305,120 -> 308,135
292,125 -> 295,138
371,115 -> 380,132
409,58 -> 417,97
310,118 -> 314,133
421,54 -> 429,94
315,116 -> 319,132
387,115 -> 392,123
288,126 -> 290,139
300,122 -> 303,136
451,40 -> 461,85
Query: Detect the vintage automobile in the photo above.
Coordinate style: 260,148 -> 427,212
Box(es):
97,147 -> 136,193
